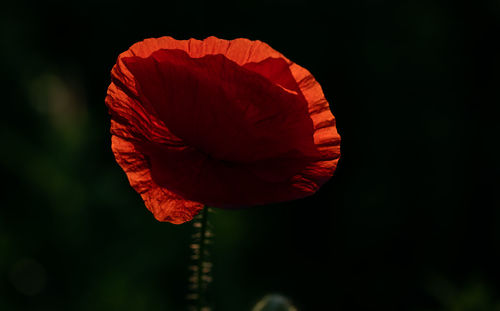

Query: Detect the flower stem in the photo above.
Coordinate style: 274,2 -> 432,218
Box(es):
189,207 -> 212,311
197,207 -> 208,310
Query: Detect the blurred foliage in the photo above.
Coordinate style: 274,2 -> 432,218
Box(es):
1,0 -> 499,310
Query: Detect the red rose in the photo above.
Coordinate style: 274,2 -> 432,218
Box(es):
106,36 -> 341,224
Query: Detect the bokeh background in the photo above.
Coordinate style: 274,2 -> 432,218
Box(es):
1,0 -> 499,310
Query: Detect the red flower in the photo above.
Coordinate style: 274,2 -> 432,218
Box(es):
105,36 -> 341,224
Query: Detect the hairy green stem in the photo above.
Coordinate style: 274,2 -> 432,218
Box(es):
189,207 -> 211,311
197,207 -> 209,311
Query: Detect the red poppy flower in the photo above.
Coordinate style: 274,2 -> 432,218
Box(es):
106,36 -> 341,224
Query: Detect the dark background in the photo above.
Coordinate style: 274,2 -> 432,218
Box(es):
1,0 -> 499,310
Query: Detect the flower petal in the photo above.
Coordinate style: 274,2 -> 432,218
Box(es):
106,36 -> 341,224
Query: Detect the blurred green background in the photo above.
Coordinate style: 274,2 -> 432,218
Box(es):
1,0 -> 499,310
